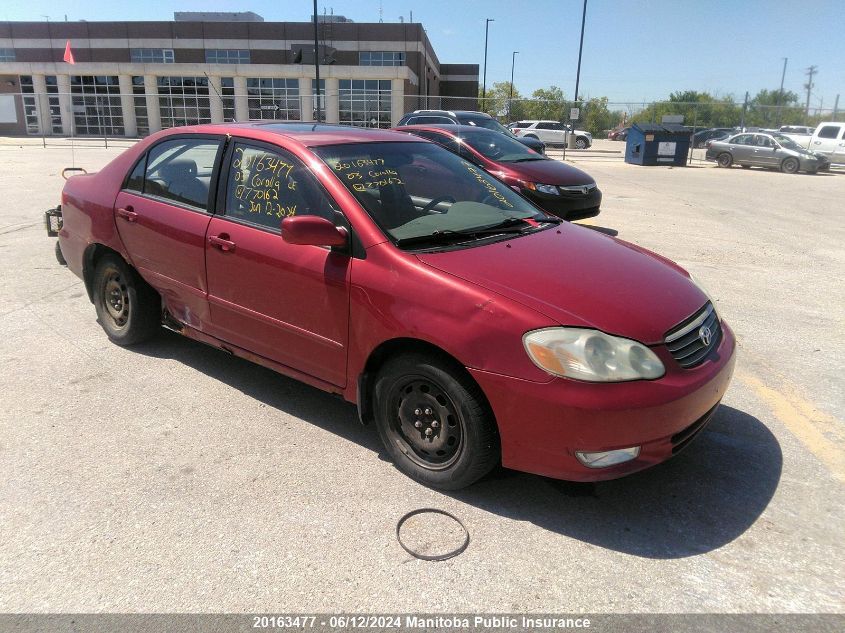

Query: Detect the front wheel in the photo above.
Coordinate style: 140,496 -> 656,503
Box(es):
93,254 -> 161,346
717,152 -> 733,168
373,353 -> 499,490
781,157 -> 799,174
575,137 -> 588,149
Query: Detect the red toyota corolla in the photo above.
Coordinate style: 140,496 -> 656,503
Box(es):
51,122 -> 735,490
394,124 -> 602,221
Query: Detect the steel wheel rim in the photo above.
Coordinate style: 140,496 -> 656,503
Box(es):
102,268 -> 130,328
388,376 -> 464,470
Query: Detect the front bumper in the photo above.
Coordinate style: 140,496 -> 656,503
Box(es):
469,321 -> 737,481
524,187 -> 602,221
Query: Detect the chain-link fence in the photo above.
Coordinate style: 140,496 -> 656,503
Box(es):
4,88 -> 841,149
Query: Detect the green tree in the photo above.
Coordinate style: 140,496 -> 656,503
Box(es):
632,91 -> 740,128
746,89 -> 803,127
524,86 -> 567,121
478,81 -> 526,121
581,97 -> 625,136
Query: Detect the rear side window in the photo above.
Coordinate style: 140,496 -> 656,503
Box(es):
817,125 -> 841,139
731,134 -> 752,145
224,142 -> 336,231
125,156 -> 146,192
410,130 -> 461,154
511,122 -> 530,128
144,138 -> 222,210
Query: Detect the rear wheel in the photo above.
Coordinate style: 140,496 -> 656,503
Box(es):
717,153 -> 733,168
93,254 -> 160,346
781,157 -> 799,174
373,353 -> 499,490
575,137 -> 588,149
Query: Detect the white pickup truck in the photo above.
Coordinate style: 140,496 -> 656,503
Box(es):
780,122 -> 845,165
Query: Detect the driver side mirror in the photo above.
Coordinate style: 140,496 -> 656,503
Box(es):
281,215 -> 348,247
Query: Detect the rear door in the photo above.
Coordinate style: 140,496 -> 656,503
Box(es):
751,135 -> 779,166
811,124 -> 842,158
204,139 -> 351,387
728,134 -> 753,163
113,135 -> 224,328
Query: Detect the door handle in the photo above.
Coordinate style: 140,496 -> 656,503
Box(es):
116,205 -> 137,222
209,234 -> 236,252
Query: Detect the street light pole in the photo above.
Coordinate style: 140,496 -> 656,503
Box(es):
569,0 -> 587,149
776,57 -> 788,127
481,18 -> 494,108
313,0 -> 321,122
509,51 -> 519,120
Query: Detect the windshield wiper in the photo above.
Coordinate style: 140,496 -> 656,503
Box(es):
395,218 -> 534,249
510,156 -> 548,162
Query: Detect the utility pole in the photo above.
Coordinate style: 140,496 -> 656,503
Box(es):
481,19 -> 494,107
804,65 -> 817,118
740,91 -> 749,131
313,0 -> 321,122
834,94 -> 840,120
776,57 -> 787,127
508,51 -> 518,121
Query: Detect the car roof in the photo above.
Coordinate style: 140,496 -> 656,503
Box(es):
156,122 -> 417,147
395,124 -> 499,136
409,110 -> 492,118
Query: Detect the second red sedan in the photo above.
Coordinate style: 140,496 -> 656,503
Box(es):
394,124 -> 602,221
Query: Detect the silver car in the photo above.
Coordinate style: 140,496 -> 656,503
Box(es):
705,132 -> 829,174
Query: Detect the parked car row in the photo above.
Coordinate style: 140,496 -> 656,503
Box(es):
46,119 -> 735,490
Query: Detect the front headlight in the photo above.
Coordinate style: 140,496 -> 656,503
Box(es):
523,328 -> 665,382
534,183 -> 560,195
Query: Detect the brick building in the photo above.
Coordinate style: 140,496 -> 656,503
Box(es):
0,12 -> 479,137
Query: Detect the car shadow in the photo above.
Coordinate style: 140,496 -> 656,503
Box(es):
133,330 -> 781,560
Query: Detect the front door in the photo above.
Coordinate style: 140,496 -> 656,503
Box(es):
204,139 -> 351,387
113,135 -> 224,328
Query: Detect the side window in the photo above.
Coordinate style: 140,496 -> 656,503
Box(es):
536,122 -> 552,130
731,134 -> 750,145
125,155 -> 146,192
144,138 -> 222,210
412,131 -> 460,154
225,143 -> 335,231
817,125 -> 841,139
549,123 -> 563,130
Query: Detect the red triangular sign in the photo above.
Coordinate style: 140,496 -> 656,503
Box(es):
63,40 -> 75,64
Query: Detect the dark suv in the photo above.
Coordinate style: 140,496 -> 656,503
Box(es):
397,110 -> 546,154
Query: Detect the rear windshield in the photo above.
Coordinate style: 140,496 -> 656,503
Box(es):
313,141 -> 548,247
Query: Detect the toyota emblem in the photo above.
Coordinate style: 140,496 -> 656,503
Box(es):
698,325 -> 712,346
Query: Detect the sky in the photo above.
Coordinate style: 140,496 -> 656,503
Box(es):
3,0 -> 844,109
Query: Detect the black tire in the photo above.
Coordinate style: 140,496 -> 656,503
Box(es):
717,152 -> 733,168
575,137 -> 588,149
781,157 -> 799,174
92,253 -> 160,346
741,165 -> 751,169
54,241 -> 67,266
373,352 -> 499,490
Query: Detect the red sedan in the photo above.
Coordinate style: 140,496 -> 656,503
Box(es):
51,122 -> 736,489
394,124 -> 602,221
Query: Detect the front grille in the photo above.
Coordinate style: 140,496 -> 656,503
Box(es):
664,302 -> 722,369
670,403 -> 719,454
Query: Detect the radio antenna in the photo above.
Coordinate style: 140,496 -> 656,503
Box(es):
204,72 -> 235,122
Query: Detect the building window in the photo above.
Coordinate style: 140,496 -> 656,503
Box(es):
157,76 -> 211,129
359,51 -> 405,66
130,48 -> 174,64
44,76 -> 63,134
339,79 -> 392,128
247,78 -> 300,121
0,48 -> 15,62
312,79 -> 325,121
221,77 -> 236,122
132,76 -> 149,136
19,76 -> 39,134
70,75 -> 124,136
206,49 -> 250,64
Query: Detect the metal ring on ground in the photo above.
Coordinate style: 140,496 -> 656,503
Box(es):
61,167 -> 88,180
396,508 -> 470,561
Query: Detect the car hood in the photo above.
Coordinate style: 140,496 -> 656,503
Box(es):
496,159 -> 594,186
416,224 -> 707,344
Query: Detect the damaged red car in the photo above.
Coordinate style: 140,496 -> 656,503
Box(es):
51,122 -> 736,490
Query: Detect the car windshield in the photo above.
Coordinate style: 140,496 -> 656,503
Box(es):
459,129 -> 546,163
772,133 -> 803,151
313,142 -> 551,249
460,116 -> 519,137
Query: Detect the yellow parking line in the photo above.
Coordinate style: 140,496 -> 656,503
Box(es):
737,369 -> 845,484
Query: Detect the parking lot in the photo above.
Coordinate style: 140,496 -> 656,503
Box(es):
0,139 -> 842,613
